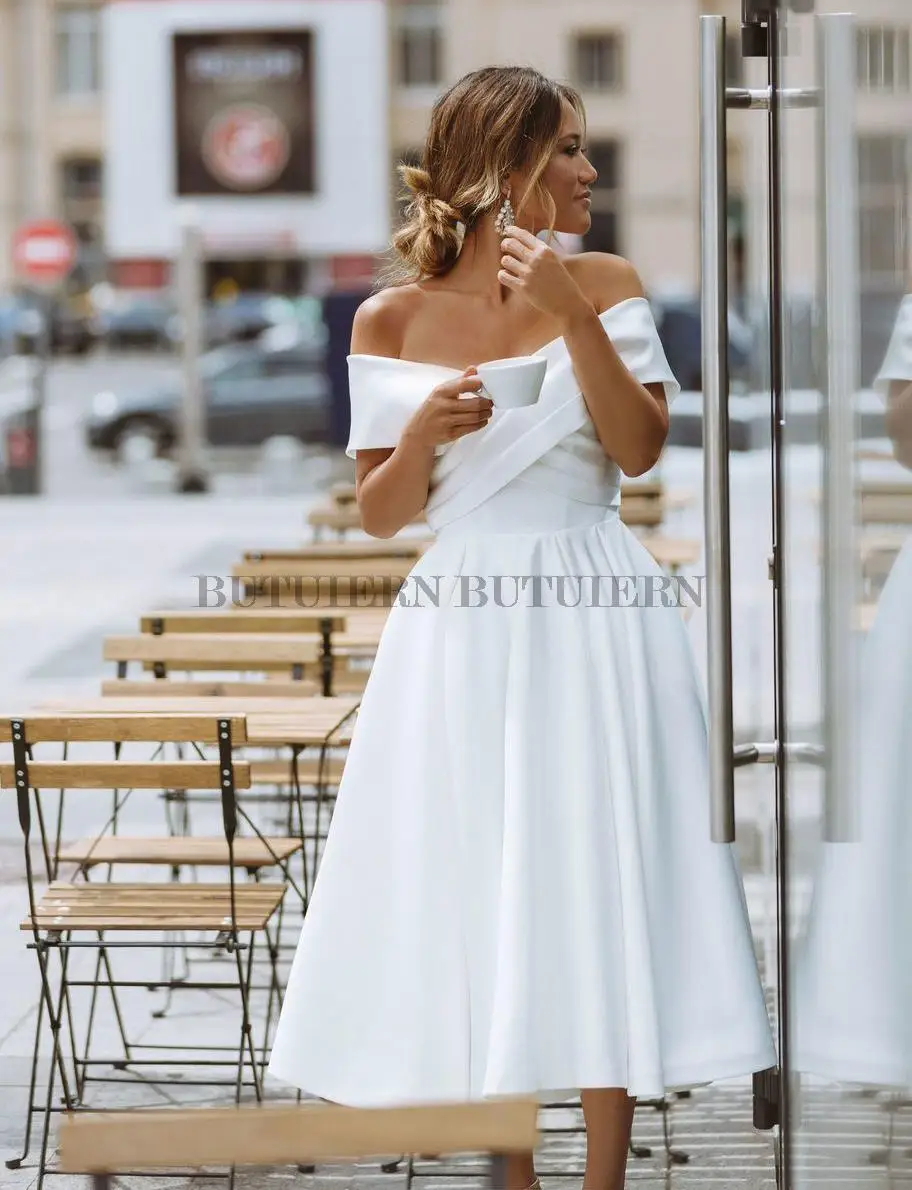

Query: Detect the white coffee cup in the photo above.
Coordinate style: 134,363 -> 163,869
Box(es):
475,356 -> 547,409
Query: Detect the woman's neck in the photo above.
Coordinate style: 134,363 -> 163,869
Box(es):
439,216 -> 536,304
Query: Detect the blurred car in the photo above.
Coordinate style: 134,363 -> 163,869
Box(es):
85,331 -> 329,460
0,293 -> 95,356
165,291 -> 287,350
92,290 -> 175,351
205,291 -> 279,346
651,293 -> 754,392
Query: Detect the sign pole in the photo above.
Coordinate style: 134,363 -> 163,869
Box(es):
175,209 -> 209,493
9,219 -> 78,496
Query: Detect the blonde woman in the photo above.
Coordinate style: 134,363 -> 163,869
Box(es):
269,67 -> 775,1190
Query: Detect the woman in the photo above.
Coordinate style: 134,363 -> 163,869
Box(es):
268,66 -> 775,1190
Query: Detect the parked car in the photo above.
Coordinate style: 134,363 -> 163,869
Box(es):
205,292 -> 278,345
165,292 -> 289,350
92,290 -> 175,351
0,293 -> 95,356
85,332 -> 330,460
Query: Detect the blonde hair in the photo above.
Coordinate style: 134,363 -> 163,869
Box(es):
381,66 -> 585,286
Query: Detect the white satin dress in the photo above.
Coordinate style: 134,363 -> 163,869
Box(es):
267,296 -> 776,1106
794,294 -> 912,1086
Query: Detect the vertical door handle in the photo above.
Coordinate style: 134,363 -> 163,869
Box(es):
818,14 -> 860,842
700,15 -> 736,843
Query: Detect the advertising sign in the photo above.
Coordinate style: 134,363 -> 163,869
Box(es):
173,29 -> 315,196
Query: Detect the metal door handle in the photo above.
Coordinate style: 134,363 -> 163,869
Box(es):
818,14 -> 859,842
700,15 -> 736,843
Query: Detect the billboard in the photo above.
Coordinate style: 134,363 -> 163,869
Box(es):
173,29 -> 315,196
104,1 -> 390,260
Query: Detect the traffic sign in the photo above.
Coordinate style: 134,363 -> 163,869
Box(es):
12,220 -> 78,286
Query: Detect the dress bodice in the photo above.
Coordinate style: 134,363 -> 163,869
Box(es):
345,296 -> 679,532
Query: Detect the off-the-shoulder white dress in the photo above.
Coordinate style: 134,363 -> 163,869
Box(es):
268,296 -> 776,1106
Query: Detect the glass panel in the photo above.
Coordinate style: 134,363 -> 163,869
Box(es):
776,5 -> 912,1186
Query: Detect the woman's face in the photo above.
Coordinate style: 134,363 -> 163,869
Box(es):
508,99 -> 598,236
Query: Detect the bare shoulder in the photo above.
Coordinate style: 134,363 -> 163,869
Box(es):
350,284 -> 424,358
565,252 -> 646,311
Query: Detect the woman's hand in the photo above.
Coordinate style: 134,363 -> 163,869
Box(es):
499,226 -> 592,327
402,367 -> 494,449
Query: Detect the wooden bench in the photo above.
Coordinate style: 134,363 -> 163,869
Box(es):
58,1098 -> 539,1181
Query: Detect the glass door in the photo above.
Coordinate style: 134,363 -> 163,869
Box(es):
703,3 -> 912,1186
778,2 -> 912,1187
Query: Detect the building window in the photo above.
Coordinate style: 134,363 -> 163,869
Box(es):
61,158 -> 102,202
56,6 -> 101,97
572,33 -> 623,92
857,134 -> 909,288
856,26 -> 911,93
394,2 -> 442,88
582,140 -> 622,255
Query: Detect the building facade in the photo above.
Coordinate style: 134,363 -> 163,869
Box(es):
0,0 -> 907,299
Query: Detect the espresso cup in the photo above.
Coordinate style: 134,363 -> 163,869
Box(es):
475,356 -> 547,409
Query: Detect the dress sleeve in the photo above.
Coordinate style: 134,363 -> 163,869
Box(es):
873,295 -> 912,397
344,356 -> 457,460
346,356 -> 410,460
601,297 -> 681,405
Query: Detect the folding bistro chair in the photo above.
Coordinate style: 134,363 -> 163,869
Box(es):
2,712 -> 288,1190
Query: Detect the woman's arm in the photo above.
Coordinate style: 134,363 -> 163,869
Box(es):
355,439 -> 437,539
496,237 -> 668,475
350,292 -> 491,538
561,256 -> 669,476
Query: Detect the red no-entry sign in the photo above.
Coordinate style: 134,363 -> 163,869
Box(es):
12,220 -> 78,286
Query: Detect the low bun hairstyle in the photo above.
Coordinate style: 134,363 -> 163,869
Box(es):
381,66 -> 585,287
390,164 -> 464,281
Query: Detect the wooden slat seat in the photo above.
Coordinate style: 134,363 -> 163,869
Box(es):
104,634 -> 321,668
141,609 -> 350,634
233,556 -> 420,582
21,882 -> 286,932
0,761 -> 252,790
100,678 -> 320,697
140,606 -> 391,636
244,540 -> 430,561
58,836 -> 301,868
250,756 -> 346,786
0,713 -> 248,745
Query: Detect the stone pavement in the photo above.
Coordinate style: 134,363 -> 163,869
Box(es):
0,443 -> 908,1188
